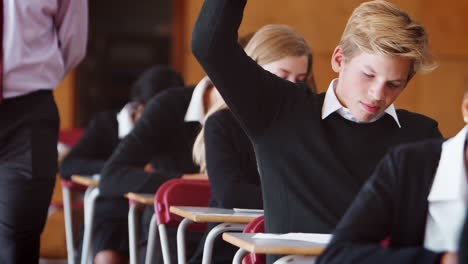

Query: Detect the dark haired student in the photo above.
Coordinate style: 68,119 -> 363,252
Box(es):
191,0 -> 442,262
100,75 -> 221,264
60,65 -> 183,264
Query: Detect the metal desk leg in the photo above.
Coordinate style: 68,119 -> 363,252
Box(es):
145,214 -> 157,264
202,223 -> 247,264
128,202 -> 140,264
80,187 -> 99,264
62,185 -> 75,264
232,248 -> 248,264
176,218 -> 194,264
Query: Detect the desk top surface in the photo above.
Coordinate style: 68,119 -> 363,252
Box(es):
169,206 -> 263,223
222,233 -> 327,255
125,193 -> 154,205
70,175 -> 100,187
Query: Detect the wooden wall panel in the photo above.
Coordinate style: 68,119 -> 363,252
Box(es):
53,71 -> 76,129
417,59 -> 468,137
421,0 -> 468,57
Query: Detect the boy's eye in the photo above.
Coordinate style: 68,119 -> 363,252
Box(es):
387,83 -> 400,89
363,72 -> 373,78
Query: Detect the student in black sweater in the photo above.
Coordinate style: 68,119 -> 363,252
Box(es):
317,92 -> 468,264
189,24 -> 316,264
99,75 -> 222,263
191,0 -> 442,262
59,65 -> 183,264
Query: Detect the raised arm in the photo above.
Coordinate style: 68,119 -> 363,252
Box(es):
191,0 -> 303,138
59,112 -> 117,180
99,91 -> 185,198
317,144 -> 444,264
56,0 -> 88,73
204,111 -> 263,209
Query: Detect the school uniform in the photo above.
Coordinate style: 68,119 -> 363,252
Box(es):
317,126 -> 468,264
192,0 -> 442,262
100,78 -> 213,263
189,108 -> 263,264
59,106 -> 136,260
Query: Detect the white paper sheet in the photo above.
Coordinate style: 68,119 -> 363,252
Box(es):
253,233 -> 332,244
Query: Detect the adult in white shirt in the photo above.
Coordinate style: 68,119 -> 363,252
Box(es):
317,94 -> 468,264
0,1 -> 87,263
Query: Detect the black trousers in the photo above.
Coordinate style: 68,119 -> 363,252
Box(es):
0,91 -> 58,263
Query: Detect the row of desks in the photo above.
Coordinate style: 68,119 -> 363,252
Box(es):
70,175 -> 328,264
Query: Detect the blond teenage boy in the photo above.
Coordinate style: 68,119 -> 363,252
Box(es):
191,1 -> 442,262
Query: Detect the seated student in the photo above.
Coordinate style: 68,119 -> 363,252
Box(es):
191,0 -> 442,262
99,74 -> 222,263
316,92 -> 468,264
59,65 -> 183,264
189,24 -> 316,264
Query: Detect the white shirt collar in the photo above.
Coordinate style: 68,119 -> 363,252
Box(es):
116,102 -> 135,139
428,125 -> 468,202
321,79 -> 401,128
184,76 -> 212,124
424,125 -> 468,252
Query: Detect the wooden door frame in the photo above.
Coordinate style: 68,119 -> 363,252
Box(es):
171,0 -> 186,73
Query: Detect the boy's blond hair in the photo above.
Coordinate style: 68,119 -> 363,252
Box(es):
339,0 -> 437,79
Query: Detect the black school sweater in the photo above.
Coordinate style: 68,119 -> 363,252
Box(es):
189,108 -> 263,264
60,111 -> 119,180
317,139 -> 445,264
191,0 -> 442,238
99,86 -> 200,197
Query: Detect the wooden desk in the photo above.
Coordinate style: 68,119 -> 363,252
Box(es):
170,206 -> 262,223
223,233 -> 326,255
170,206 -> 263,264
125,193 -> 155,264
71,174 -> 100,187
125,192 -> 154,205
70,174 -> 100,264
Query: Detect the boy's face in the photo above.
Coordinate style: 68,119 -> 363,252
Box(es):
331,47 -> 411,122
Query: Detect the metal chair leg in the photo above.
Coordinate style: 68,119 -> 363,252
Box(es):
159,224 -> 171,264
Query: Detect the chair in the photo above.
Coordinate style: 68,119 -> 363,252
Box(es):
144,179 -> 211,264
232,216 -> 265,264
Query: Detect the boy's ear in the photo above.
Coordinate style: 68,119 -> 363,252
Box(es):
331,47 -> 345,73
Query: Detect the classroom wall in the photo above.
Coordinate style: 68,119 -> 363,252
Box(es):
54,71 -> 76,130
178,0 -> 468,137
